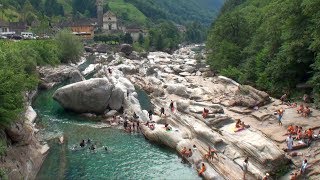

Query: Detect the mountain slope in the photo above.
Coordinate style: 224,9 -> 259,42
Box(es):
0,0 -> 224,26
124,0 -> 225,25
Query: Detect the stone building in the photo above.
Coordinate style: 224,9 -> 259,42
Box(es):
103,11 -> 119,31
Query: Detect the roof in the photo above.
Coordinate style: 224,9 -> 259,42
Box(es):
57,18 -> 97,28
9,22 -> 27,29
0,20 -> 9,27
126,29 -> 143,33
103,11 -> 116,18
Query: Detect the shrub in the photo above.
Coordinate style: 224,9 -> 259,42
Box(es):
55,30 -> 84,63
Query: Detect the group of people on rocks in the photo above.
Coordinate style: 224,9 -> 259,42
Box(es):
285,123 -> 319,178
279,93 -> 312,120
179,144 -> 220,176
288,159 -> 308,180
123,114 -> 140,133
296,104 -> 311,117
286,125 -> 319,149
180,145 -> 208,176
180,146 -> 194,158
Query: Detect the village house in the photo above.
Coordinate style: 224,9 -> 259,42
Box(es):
124,25 -> 147,42
0,20 -> 9,33
9,22 -> 28,35
59,19 -> 96,39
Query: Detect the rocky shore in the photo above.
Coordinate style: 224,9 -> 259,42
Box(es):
66,44 -> 318,179
4,44 -> 319,179
0,90 -> 49,179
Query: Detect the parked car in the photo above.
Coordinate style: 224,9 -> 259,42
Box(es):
21,32 -> 35,40
7,34 -> 22,40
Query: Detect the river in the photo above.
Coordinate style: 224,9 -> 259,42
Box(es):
33,85 -> 200,179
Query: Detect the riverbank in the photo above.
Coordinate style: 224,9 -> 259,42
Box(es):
85,44 -> 319,179
2,43 -> 319,179
0,90 -> 49,179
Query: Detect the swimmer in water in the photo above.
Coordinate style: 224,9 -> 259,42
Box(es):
89,144 -> 96,151
80,140 -> 85,148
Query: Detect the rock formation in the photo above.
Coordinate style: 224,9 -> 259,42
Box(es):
93,45 -> 294,179
38,65 -> 85,89
53,78 -> 118,113
0,91 -> 48,180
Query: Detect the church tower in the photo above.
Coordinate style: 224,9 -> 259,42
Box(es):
97,0 -> 103,28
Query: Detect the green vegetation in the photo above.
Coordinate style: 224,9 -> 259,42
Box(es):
55,30 -> 84,63
94,34 -> 122,44
147,21 -> 181,51
109,0 -> 147,26
206,0 -> 320,105
185,22 -> 207,43
0,33 -> 83,127
0,167 -> 8,180
0,139 -> 6,156
124,0 -> 224,26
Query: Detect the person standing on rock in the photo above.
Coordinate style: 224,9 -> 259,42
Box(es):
262,173 -> 270,180
108,67 -> 112,74
300,159 -> 308,174
169,100 -> 174,112
280,93 -> 288,104
148,109 -> 153,121
286,134 -> 294,151
277,108 -> 285,126
242,157 -> 249,180
160,107 -> 165,117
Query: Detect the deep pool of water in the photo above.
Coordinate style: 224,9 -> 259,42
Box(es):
34,86 -> 200,180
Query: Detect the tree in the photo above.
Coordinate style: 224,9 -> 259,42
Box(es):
72,0 -> 96,18
138,33 -> 144,45
185,22 -> 206,43
44,0 -> 64,17
206,0 -> 320,104
55,30 -> 84,63
123,33 -> 133,44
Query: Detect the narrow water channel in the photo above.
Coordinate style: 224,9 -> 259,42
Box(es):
34,85 -> 200,179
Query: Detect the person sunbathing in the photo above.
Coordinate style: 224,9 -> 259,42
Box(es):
149,123 -> 155,130
287,125 -> 295,134
235,119 -> 242,128
296,127 -> 303,140
202,108 -> 209,118
204,146 -> 218,160
303,106 -> 311,117
290,102 -> 297,108
180,147 -> 187,156
198,163 -> 206,175
293,125 -> 299,134
297,104 -> 304,114
185,148 -> 193,157
165,123 -> 172,131
306,128 -> 314,141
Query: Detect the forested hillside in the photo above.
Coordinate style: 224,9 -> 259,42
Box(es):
0,0 -> 224,26
124,0 -> 224,26
206,0 -> 320,105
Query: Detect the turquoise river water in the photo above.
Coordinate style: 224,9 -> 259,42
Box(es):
34,86 -> 200,180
